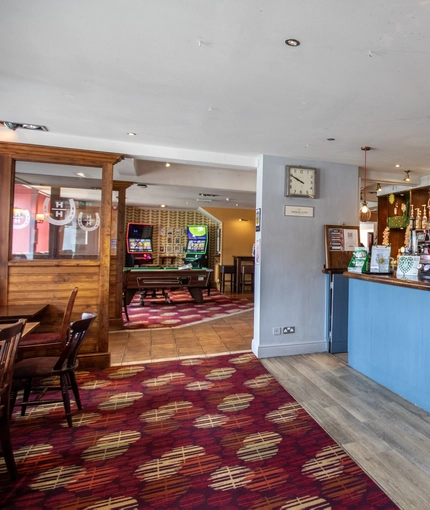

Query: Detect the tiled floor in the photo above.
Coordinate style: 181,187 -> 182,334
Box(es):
109,292 -> 254,365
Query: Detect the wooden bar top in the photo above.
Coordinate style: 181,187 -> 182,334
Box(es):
343,271 -> 430,292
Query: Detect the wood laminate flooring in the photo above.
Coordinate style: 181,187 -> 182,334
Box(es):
262,353 -> 430,510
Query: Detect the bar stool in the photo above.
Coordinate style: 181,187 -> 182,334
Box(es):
219,265 -> 236,293
241,264 -> 254,292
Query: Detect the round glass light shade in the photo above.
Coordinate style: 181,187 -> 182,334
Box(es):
358,202 -> 372,222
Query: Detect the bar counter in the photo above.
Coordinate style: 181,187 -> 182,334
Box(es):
345,270 -> 430,413
344,270 -> 430,291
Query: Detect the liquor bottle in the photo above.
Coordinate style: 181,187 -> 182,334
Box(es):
422,205 -> 428,228
394,200 -> 399,216
416,208 -> 422,230
410,204 -> 415,230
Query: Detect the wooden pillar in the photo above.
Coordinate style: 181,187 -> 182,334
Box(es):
115,187 -> 126,315
98,162 -> 114,355
0,155 -> 14,305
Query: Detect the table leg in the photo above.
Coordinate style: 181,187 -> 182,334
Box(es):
188,287 -> 204,304
235,259 -> 241,293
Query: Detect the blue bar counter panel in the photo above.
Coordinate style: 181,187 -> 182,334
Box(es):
347,274 -> 430,413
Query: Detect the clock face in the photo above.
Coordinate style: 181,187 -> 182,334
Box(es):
285,167 -> 316,198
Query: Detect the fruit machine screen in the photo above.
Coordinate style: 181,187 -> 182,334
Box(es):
128,238 -> 153,253
185,225 -> 208,255
126,223 -> 154,266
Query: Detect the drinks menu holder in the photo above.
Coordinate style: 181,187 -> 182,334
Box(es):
323,225 -> 360,273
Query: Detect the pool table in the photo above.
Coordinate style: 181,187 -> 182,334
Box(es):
124,267 -> 213,306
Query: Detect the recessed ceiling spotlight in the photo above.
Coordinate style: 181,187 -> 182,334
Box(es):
235,203 -> 239,207
1,121 -> 19,130
395,164 -> 401,168
1,120 -> 48,131
285,38 -> 300,47
76,172 -> 86,177
327,138 -> 335,141
127,132 -> 136,136
226,198 -> 230,201
160,204 -> 166,208
165,163 -> 170,167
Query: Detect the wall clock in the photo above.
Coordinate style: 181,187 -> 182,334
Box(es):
285,166 -> 316,198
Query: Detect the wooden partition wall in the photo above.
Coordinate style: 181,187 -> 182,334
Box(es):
0,142 -> 126,368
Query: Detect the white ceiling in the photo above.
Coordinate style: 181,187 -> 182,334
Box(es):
2,1 -> 430,210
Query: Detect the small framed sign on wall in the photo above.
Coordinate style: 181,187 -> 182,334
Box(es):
284,205 -> 314,217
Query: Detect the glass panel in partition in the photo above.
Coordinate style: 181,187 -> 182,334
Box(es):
12,162 -> 103,260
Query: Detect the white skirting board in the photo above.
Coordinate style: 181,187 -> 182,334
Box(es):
252,339 -> 326,358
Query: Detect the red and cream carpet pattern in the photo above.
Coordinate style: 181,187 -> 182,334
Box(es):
124,289 -> 254,329
1,353 -> 398,509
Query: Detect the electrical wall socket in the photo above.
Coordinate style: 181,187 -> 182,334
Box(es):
273,327 -> 281,335
283,326 -> 295,334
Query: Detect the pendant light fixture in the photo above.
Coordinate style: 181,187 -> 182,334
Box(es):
403,170 -> 411,182
358,146 -> 372,222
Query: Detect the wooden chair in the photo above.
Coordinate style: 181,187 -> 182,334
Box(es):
0,320 -> 26,480
241,264 -> 255,292
122,269 -> 131,322
17,287 -> 78,357
10,314 -> 96,428
219,265 -> 236,293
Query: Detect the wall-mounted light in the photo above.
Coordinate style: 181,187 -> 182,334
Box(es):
238,218 -> 249,222
36,213 -> 45,223
404,170 -> 411,182
13,207 -> 23,218
165,163 -> 170,167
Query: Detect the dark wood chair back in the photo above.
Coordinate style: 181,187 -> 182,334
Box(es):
58,286 -> 79,349
0,319 -> 26,480
11,314 -> 97,428
18,286 -> 79,355
54,314 -> 97,371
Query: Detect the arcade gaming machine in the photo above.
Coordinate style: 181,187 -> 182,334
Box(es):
126,223 -> 154,266
184,225 -> 208,268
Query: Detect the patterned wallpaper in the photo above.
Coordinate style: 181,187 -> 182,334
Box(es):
125,207 -> 219,270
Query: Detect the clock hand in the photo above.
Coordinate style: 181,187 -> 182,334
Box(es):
292,175 -> 305,184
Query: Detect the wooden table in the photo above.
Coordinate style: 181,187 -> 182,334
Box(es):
0,304 -> 48,321
233,256 -> 254,293
0,321 -> 40,339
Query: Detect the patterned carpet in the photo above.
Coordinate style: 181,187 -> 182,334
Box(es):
124,289 -> 254,329
1,353 -> 398,509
